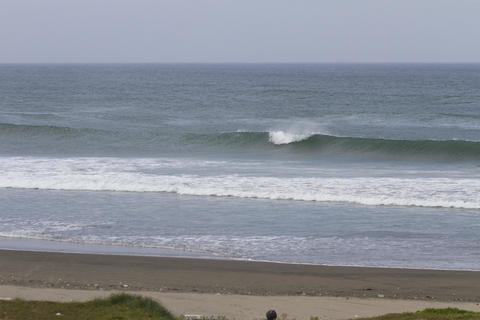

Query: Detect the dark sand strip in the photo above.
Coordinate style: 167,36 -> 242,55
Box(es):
0,250 -> 479,301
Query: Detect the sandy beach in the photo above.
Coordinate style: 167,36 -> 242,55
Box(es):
2,285 -> 480,320
1,249 -> 480,319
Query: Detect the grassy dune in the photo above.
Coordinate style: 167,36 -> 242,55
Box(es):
0,293 -> 175,320
354,308 -> 480,320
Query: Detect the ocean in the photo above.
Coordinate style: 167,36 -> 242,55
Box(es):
0,63 -> 479,270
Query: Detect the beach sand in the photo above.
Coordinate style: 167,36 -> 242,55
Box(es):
2,285 -> 480,320
1,249 -> 479,319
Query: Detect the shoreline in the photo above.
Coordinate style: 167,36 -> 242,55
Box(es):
1,238 -> 479,273
1,249 -> 479,302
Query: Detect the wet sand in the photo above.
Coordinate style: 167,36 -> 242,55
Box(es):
1,249 -> 479,302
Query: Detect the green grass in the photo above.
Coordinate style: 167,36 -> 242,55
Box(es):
354,308 -> 480,320
0,293 -> 176,320
270,308 -> 480,320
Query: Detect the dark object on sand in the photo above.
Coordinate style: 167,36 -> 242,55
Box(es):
266,309 -> 277,320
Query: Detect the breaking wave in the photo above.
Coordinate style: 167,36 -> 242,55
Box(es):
268,131 -> 314,144
188,131 -> 480,160
1,157 -> 479,209
2,122 -> 479,161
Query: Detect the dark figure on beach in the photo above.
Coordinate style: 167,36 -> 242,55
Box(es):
266,309 -> 277,320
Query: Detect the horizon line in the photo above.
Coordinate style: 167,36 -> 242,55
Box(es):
1,61 -> 480,65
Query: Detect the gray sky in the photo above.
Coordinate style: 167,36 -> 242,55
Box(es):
1,0 -> 479,63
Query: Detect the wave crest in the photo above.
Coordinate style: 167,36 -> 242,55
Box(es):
268,131 -> 313,144
188,131 -> 480,161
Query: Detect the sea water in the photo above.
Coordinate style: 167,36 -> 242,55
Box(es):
0,63 -> 479,270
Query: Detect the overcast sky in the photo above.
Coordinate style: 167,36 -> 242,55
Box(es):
1,0 -> 479,63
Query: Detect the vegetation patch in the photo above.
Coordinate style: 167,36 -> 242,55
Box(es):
0,293 -> 176,320
1,296 -> 479,320
354,308 -> 480,320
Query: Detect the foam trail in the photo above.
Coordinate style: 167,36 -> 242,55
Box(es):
1,157 -> 479,209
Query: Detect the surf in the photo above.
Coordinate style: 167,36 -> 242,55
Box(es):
1,156 -> 479,209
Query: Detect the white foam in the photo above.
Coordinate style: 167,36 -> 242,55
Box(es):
268,131 -> 313,144
0,232 -> 476,270
1,156 -> 479,209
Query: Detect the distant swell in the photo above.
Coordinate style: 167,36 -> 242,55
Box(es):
0,122 -> 104,136
188,131 -> 480,160
2,122 -> 480,161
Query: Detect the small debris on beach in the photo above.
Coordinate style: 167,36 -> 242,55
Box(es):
183,315 -> 203,320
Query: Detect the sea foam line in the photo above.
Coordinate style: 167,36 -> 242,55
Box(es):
1,157 -> 479,209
